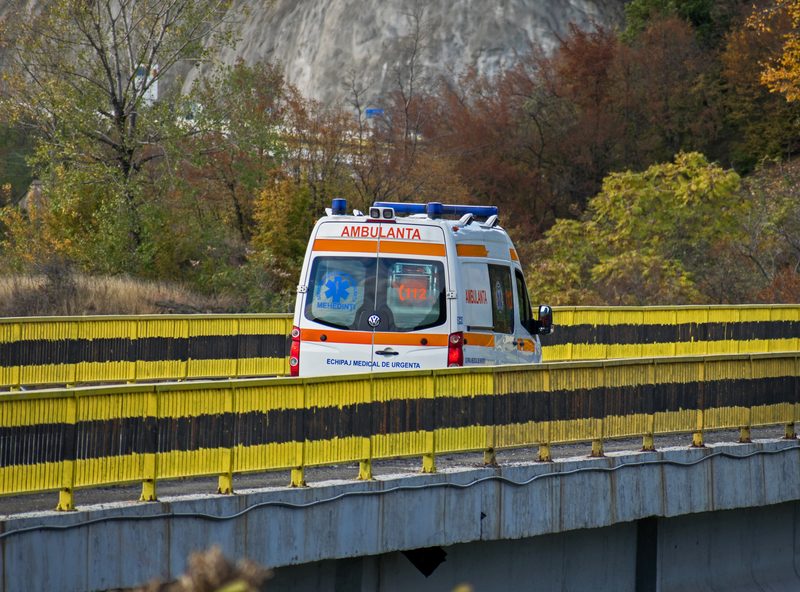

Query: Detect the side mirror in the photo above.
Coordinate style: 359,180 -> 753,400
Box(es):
537,304 -> 553,335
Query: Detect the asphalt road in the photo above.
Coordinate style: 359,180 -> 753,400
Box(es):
0,426 -> 787,517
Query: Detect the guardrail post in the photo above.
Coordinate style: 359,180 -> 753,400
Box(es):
218,384 -> 235,494
590,437 -> 604,457
784,356 -> 796,439
358,440 -> 373,480
795,355 -> 800,431
10,321 -> 22,390
692,360 -> 705,447
56,395 -> 77,511
127,319 -> 138,384
291,444 -> 306,487
590,367 -> 604,457
65,320 -> 79,388
538,442 -> 552,462
140,388 -> 158,501
643,361 -> 656,451
692,417 -> 705,446
538,368 -> 552,461
231,318 -> 240,381
483,369 -> 497,466
291,379 -> 307,487
358,376 -> 374,480
422,372 -> 436,473
484,444 -> 497,466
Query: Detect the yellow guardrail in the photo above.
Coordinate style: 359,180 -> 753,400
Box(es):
0,314 -> 293,390
1,305 -> 798,389
1,352 -> 798,510
545,304 -> 800,361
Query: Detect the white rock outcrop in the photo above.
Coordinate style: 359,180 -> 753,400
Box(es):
182,0 -> 628,104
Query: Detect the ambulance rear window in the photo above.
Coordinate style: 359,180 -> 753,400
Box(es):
305,257 -> 372,329
303,256 -> 446,332
382,260 -> 446,330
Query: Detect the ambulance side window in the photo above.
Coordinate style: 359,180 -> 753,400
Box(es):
515,269 -> 533,334
488,264 -> 514,334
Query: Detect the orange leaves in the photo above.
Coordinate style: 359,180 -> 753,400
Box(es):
749,0 -> 800,100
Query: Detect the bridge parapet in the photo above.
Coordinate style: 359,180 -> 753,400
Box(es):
1,351 -> 798,511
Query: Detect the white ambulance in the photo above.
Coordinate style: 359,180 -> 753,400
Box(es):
289,200 -> 553,377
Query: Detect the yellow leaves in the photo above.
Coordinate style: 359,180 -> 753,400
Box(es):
0,202 -> 71,274
750,0 -> 800,100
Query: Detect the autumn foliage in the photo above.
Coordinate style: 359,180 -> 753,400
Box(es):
2,0 -> 800,311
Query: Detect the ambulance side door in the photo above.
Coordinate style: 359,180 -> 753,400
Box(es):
514,268 -> 540,364
487,263 -> 517,365
461,262 -> 494,366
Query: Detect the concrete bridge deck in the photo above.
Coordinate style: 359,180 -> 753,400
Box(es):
4,437 -> 800,591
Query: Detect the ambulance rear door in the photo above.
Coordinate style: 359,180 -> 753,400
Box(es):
298,221 -> 378,376
298,220 -> 450,376
371,224 -> 450,371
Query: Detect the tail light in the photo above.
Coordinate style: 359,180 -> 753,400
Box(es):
289,326 -> 301,377
448,332 -> 463,367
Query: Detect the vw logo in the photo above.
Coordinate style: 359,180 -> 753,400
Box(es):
368,314 -> 381,328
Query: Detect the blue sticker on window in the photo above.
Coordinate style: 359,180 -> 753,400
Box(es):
315,271 -> 359,311
495,280 -> 503,313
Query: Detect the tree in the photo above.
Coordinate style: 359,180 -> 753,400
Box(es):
721,8 -> 800,168
0,0 -> 246,269
347,0 -> 457,208
185,59 -> 285,241
750,0 -> 800,101
627,16 -> 719,162
527,152 -> 748,305
281,86 -> 359,214
623,0 -> 746,46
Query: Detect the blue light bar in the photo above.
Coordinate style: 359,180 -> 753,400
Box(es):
440,204 -> 498,217
373,202 -> 498,218
373,202 -> 426,215
427,202 -> 443,219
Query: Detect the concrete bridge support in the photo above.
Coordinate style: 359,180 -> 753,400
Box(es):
267,501 -> 800,592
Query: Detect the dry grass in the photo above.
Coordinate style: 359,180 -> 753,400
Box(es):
0,273 -> 244,317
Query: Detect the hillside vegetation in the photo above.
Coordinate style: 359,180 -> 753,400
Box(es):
1,0 -> 800,315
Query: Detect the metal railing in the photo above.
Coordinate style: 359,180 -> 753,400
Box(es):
3,305 -> 799,390
545,304 -> 800,361
1,351 -> 798,510
0,314 -> 292,390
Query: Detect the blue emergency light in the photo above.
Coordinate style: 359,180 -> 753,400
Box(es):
373,202 -> 498,219
331,198 -> 347,216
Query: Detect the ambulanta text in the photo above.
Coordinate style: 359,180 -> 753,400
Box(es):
465,289 -> 488,304
340,226 -> 422,240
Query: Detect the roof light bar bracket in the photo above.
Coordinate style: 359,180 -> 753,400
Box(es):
481,215 -> 500,228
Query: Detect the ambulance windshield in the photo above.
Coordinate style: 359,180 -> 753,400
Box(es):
305,256 -> 446,331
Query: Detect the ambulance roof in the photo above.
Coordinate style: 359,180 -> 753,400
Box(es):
319,200 -> 519,263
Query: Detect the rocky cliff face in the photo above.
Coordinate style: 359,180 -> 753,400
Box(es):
181,0 -> 628,104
